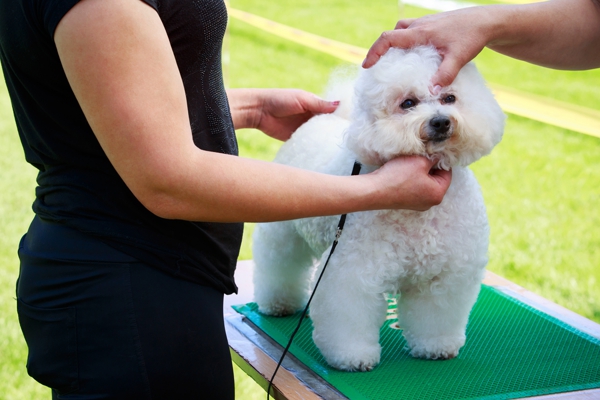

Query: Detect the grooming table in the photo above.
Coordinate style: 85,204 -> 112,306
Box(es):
224,260 -> 600,400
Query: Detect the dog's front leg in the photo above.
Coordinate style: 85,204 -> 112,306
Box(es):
398,271 -> 483,360
310,253 -> 387,371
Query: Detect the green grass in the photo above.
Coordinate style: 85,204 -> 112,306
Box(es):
1,1 -> 599,398
471,115 -> 600,321
0,76 -> 45,399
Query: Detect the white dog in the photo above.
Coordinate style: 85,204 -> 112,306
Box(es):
252,46 -> 505,371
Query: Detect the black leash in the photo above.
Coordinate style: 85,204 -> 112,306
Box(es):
266,161 -> 362,400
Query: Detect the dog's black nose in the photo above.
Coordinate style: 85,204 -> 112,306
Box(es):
430,116 -> 451,133
428,116 -> 452,141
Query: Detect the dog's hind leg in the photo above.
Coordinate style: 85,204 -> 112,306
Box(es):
398,270 -> 484,360
252,221 -> 317,316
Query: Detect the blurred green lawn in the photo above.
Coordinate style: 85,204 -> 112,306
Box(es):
1,0 -> 599,398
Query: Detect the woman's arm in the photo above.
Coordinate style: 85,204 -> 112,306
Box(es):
363,0 -> 600,87
54,0 -> 451,223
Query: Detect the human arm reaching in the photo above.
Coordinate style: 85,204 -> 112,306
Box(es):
363,0 -> 600,88
54,0 -> 451,223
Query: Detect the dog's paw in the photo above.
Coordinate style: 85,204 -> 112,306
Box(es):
404,334 -> 465,360
316,340 -> 381,371
257,301 -> 303,317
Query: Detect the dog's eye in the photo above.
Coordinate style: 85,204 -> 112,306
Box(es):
442,94 -> 456,104
400,99 -> 418,110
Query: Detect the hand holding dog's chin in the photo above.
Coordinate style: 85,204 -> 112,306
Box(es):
372,156 -> 452,211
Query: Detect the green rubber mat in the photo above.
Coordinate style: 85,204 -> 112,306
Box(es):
233,285 -> 600,400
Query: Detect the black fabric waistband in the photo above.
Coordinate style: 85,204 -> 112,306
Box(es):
21,216 -> 138,263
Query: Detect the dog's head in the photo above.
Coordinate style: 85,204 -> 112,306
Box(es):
344,46 -> 505,169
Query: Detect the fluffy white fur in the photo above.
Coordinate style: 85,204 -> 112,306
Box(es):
252,46 -> 505,371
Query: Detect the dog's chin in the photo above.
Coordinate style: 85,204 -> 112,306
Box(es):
424,141 -> 453,170
361,141 -> 456,171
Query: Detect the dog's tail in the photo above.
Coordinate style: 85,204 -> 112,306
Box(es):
323,65 -> 359,121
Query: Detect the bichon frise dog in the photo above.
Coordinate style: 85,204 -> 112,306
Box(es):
252,45 -> 505,371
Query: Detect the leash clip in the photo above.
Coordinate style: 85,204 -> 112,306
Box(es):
335,227 -> 343,241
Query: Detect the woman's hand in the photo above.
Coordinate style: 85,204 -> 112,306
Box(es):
362,8 -> 493,88
227,88 -> 339,141
368,156 -> 452,211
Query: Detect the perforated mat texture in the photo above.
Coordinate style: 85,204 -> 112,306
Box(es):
233,285 -> 600,400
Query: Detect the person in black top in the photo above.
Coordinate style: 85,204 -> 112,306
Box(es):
0,0 -> 452,397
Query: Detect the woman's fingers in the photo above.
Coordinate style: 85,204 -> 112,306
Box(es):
362,29 -> 419,68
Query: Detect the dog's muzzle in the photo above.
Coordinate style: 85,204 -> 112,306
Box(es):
427,115 -> 453,142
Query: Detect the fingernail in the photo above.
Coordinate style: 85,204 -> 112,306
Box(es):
331,100 -> 340,106
430,85 -> 442,95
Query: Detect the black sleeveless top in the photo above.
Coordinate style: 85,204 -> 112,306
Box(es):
0,0 -> 242,294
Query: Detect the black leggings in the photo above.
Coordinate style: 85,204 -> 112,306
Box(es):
16,217 -> 234,400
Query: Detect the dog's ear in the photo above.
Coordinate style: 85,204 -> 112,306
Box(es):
442,63 -> 505,166
456,63 -> 506,147
344,114 -> 379,165
344,112 -> 426,166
